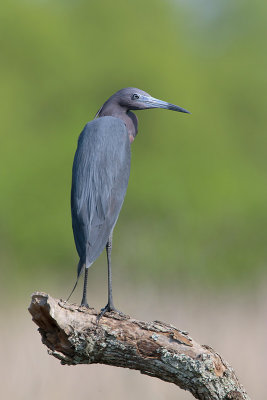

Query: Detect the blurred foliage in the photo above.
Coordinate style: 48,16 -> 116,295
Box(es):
0,0 -> 266,291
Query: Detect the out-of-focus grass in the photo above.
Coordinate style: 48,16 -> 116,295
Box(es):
0,0 -> 267,292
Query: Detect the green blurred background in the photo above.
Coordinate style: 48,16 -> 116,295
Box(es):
1,0 -> 267,399
1,0 -> 266,293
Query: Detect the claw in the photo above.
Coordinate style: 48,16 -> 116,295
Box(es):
97,304 -> 124,321
80,301 -> 90,308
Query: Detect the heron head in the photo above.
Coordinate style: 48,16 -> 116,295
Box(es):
113,87 -> 190,114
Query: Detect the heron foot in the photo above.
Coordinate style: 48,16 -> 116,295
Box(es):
97,303 -> 124,321
80,300 -> 90,308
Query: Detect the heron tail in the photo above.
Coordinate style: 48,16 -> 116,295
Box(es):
66,259 -> 85,302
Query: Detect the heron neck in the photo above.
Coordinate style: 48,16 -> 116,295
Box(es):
98,107 -> 138,143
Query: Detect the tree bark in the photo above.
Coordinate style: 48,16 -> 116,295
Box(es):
28,292 -> 250,400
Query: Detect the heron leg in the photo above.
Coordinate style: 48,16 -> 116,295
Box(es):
106,235 -> 115,309
81,267 -> 89,307
97,234 -> 124,320
66,260 -> 84,303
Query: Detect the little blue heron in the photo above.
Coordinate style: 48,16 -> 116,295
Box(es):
68,87 -> 190,315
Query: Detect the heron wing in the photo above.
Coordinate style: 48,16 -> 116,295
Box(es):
71,116 -> 131,266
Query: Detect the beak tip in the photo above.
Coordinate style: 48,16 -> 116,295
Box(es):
167,103 -> 191,114
179,107 -> 191,115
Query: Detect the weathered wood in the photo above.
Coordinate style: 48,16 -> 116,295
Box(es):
28,292 -> 250,400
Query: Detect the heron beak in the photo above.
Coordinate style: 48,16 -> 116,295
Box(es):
140,95 -> 191,114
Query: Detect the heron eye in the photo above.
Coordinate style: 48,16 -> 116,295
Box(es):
132,94 -> 140,100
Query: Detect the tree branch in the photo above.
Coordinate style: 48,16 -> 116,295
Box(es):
28,292 -> 250,400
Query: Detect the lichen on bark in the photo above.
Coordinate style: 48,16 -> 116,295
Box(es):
29,292 -> 250,400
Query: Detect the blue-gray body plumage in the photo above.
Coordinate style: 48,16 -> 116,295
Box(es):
71,116 -> 131,276
69,87 -> 189,311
